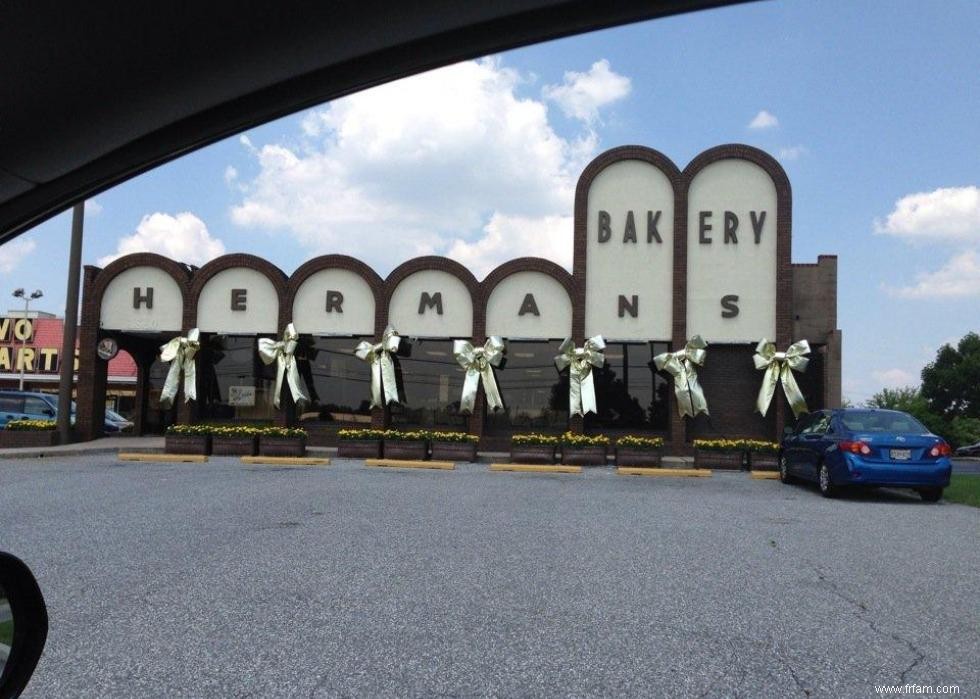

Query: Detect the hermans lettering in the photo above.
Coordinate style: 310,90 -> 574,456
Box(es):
230,288 -> 247,311
325,290 -> 344,313
720,294 -> 740,318
418,292 -> 443,315
518,293 -> 540,317
132,287 -> 154,309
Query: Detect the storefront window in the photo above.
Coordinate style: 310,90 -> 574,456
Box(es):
485,340 -> 567,433
144,357 -> 176,434
199,335 -> 276,422
296,336 -> 373,425
584,341 -> 670,432
389,338 -> 467,429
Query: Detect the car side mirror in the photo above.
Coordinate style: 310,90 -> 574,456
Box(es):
41,408 -> 55,417
0,552 -> 48,698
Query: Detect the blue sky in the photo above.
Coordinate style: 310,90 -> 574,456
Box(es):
2,0 -> 977,404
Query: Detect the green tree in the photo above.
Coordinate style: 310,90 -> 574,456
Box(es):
921,332 -> 980,418
866,385 -> 980,449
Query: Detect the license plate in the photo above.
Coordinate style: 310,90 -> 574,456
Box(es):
890,449 -> 911,460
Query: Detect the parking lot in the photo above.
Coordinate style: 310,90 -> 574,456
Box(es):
1,456 -> 977,698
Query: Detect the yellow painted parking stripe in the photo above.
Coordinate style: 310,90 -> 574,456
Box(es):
489,463 -> 582,474
119,453 -> 208,463
616,467 -> 711,477
365,459 -> 456,470
240,456 -> 330,466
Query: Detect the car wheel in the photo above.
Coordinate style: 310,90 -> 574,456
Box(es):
778,454 -> 795,484
818,463 -> 836,498
917,487 -> 943,503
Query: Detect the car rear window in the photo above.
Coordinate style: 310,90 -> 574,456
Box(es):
839,411 -> 927,433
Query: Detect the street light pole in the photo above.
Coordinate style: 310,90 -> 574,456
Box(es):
11,288 -> 43,391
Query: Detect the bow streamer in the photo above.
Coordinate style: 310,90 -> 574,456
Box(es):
753,338 -> 811,417
258,323 -> 310,409
159,328 -> 200,408
554,336 -> 606,417
454,337 -> 506,414
654,336 -> 710,418
354,325 -> 402,408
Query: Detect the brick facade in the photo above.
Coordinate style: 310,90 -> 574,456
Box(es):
75,144 -> 840,450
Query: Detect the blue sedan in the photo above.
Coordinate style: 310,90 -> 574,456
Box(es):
779,408 -> 952,501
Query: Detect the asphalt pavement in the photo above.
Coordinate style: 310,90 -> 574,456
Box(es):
0,456 -> 977,698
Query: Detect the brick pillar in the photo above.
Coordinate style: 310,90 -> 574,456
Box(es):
824,329 -> 842,408
133,351 -> 155,435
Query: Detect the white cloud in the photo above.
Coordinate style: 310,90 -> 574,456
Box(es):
446,213 -> 572,278
871,367 -> 917,388
874,186 -> 980,242
778,145 -> 808,161
85,199 -> 103,216
0,237 -> 37,273
748,110 -> 779,129
542,59 -> 631,124
883,249 -> 980,299
224,166 -> 238,184
98,212 -> 226,267
230,57 -> 614,273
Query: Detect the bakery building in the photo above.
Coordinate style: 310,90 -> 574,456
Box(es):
73,144 -> 841,452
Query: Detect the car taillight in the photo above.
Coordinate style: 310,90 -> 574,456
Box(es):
839,440 -> 871,456
927,441 -> 951,458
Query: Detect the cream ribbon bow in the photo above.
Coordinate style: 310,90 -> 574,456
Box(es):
454,337 -> 505,414
258,323 -> 309,409
159,328 -> 200,408
654,335 -> 710,418
753,338 -> 811,417
354,325 -> 402,408
554,336 -> 606,417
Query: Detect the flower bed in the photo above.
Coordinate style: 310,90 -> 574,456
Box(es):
209,426 -> 260,456
745,440 -> 780,471
429,431 -> 479,462
383,429 -> 429,460
0,419 -> 59,448
337,428 -> 385,459
510,433 -> 558,464
560,431 -> 610,466
259,427 -> 308,457
615,435 -> 664,468
693,439 -> 748,470
165,425 -> 211,455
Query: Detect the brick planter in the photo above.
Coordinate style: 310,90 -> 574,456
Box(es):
337,439 -> 382,459
510,445 -> 556,464
383,440 -> 428,460
749,450 -> 779,471
259,436 -> 307,457
430,441 -> 478,462
561,445 -> 609,466
614,447 -> 662,468
165,434 -> 210,455
694,450 -> 745,470
0,430 -> 59,448
211,435 -> 258,456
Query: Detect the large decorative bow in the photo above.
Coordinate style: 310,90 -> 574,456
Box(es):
554,336 -> 606,417
258,323 -> 309,409
354,325 -> 402,408
454,337 -> 506,414
753,339 -> 811,417
654,335 -> 710,418
159,328 -> 200,408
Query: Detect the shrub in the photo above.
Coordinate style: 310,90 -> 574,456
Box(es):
384,429 -> 429,442
560,431 -> 610,447
428,431 -> 479,444
261,427 -> 307,438
4,419 -> 57,431
616,435 -> 664,449
741,439 -> 779,453
511,433 -> 560,446
693,438 -> 744,452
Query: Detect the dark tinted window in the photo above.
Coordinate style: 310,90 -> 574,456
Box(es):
297,336 -> 373,425
199,335 -> 277,422
486,340 -> 567,432
389,338 -> 467,429
585,342 -> 670,432
839,410 -> 927,433
23,396 -> 54,416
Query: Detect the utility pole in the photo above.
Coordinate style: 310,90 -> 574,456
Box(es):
12,287 -> 43,390
57,202 -> 85,444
